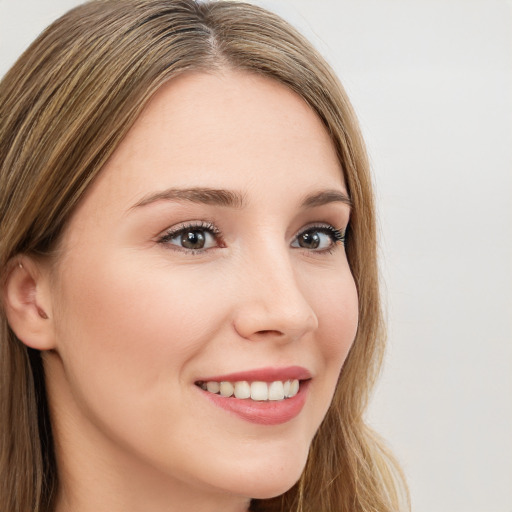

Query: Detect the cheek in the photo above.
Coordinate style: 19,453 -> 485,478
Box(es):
53,254 -> 229,416
308,269 -> 359,414
312,267 -> 359,357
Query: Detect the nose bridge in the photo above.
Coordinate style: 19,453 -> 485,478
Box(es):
233,240 -> 318,341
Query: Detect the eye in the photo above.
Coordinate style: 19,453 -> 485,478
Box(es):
291,225 -> 346,252
158,222 -> 220,252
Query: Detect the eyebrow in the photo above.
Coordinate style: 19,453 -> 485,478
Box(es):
130,187 -> 246,210
300,189 -> 352,209
130,187 -> 351,210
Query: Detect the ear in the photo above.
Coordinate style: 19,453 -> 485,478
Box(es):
2,256 -> 55,350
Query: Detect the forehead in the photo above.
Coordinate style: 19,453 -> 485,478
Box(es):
75,70 -> 346,218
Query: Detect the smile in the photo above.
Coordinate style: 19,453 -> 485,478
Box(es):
196,379 -> 300,401
194,366 -> 311,425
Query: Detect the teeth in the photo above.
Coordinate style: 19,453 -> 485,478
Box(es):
200,379 -> 301,401
206,381 -> 220,393
289,379 -> 299,398
251,381 -> 268,401
268,381 -> 285,400
219,381 -> 234,397
234,381 -> 251,399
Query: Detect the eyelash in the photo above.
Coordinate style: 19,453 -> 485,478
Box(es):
157,221 -> 346,254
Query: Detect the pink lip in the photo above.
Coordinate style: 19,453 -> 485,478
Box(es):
195,366 -> 311,426
197,365 -> 312,383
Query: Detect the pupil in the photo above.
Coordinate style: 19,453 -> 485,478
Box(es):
182,230 -> 205,249
300,232 -> 320,249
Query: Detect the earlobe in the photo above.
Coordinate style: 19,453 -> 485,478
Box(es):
3,257 -> 55,350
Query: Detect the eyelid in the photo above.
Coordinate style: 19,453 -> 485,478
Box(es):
295,222 -> 346,239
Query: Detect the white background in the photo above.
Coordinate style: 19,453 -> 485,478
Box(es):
1,1 -> 511,511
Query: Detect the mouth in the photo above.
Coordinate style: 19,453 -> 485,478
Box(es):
195,379 -> 301,401
194,367 -> 311,425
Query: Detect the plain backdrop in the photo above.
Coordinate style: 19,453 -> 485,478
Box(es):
1,1 -> 511,511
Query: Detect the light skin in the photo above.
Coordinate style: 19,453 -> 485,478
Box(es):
4,70 -> 358,512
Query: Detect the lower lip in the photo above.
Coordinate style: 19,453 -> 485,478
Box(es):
197,380 -> 310,426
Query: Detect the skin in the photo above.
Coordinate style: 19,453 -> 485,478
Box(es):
10,71 -> 359,511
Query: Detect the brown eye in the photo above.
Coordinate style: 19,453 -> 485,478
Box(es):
159,223 -> 219,252
298,231 -> 320,249
291,226 -> 345,251
181,230 -> 206,250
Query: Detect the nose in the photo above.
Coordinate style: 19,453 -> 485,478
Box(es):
232,248 -> 319,343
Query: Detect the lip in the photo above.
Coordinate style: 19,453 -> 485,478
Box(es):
196,365 -> 312,383
195,366 -> 312,426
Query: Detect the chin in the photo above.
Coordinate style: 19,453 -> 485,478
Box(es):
221,449 -> 309,500
247,474 -> 302,501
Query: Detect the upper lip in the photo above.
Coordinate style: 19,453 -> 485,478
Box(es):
196,366 -> 312,383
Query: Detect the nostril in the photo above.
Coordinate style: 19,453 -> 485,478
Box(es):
255,329 -> 283,337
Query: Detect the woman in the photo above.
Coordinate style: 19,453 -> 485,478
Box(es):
0,1 -> 408,511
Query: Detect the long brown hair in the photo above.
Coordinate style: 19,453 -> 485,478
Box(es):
0,1 -> 409,510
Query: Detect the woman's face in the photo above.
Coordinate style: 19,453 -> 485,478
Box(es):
45,71 -> 358,509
